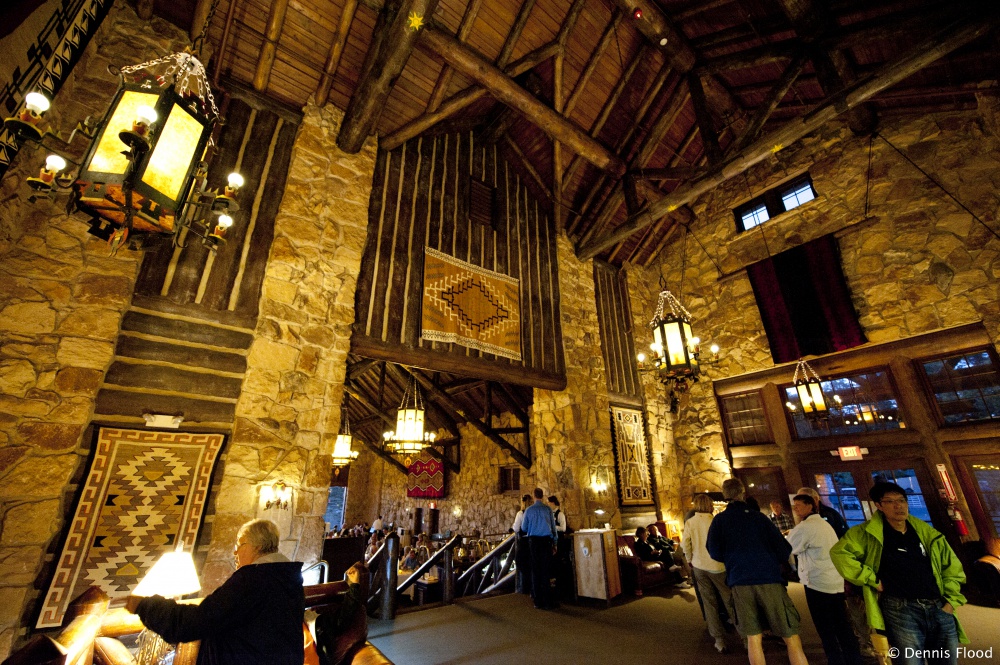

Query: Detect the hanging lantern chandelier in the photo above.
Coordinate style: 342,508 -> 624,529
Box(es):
332,394 -> 360,471
786,359 -> 830,421
383,377 -> 436,464
2,2 -> 242,254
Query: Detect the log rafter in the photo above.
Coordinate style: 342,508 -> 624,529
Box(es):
577,11 -> 1000,260
253,0 -> 290,91
316,0 -> 359,107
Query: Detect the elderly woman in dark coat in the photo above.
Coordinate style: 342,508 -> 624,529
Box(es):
127,519 -> 304,665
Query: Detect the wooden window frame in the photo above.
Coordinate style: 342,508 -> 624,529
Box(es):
717,389 -> 774,448
469,177 -> 498,230
498,465 -> 520,495
913,345 -> 1000,428
780,365 -> 908,441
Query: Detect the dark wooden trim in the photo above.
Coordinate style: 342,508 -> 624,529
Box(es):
687,72 -> 723,164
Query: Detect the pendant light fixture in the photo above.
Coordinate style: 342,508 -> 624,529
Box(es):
383,376 -> 436,465
332,393 -> 360,471
786,359 -> 829,421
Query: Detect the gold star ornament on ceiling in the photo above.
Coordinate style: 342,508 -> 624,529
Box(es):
408,11 -> 424,31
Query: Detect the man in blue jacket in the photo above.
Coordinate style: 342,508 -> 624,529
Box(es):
521,487 -> 558,610
707,478 -> 808,665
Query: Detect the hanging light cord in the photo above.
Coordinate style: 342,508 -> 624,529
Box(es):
192,0 -> 222,59
876,132 -> 1000,243
864,134 -> 874,218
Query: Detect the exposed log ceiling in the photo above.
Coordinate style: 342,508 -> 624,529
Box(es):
343,357 -> 533,471
158,0 -> 998,267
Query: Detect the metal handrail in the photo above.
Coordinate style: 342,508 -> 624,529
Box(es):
396,534 -> 462,594
455,532 -> 515,587
302,560 -> 329,584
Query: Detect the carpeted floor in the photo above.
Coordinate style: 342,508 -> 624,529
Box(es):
369,583 -> 1000,665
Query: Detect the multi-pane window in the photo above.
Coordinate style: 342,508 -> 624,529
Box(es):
734,174 -> 818,232
720,391 -> 772,446
870,468 -> 932,522
781,180 -> 816,209
499,466 -> 520,494
784,369 -> 905,439
963,459 -> 1000,539
919,349 -> 1000,424
740,203 -> 770,230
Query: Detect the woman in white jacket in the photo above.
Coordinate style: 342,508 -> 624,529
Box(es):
682,493 -> 736,653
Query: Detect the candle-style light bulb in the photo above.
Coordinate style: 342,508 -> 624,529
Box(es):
709,343 -> 720,355
636,352 -> 646,363
135,105 -> 158,126
216,214 -> 233,229
45,154 -> 67,173
227,172 -> 245,190
24,92 -> 50,115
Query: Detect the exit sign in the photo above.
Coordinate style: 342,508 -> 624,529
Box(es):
838,446 -> 864,461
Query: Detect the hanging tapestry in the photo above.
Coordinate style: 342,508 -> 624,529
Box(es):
421,246 -> 521,360
611,406 -> 654,506
407,453 -> 445,499
37,427 -> 223,628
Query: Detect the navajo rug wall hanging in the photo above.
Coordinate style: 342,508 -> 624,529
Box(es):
37,427 -> 223,628
407,453 -> 445,499
421,246 -> 521,361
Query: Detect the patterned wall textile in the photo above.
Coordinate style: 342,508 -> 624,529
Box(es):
0,0 -> 113,177
421,247 -> 521,360
407,453 -> 445,499
611,407 -> 653,506
37,428 -> 223,628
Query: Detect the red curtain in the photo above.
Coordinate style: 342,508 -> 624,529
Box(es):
746,234 -> 866,364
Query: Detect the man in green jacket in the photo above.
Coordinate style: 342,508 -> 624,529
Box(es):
830,482 -> 967,665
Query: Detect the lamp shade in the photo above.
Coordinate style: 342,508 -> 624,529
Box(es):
651,312 -> 699,378
795,378 -> 827,417
332,433 -> 358,466
75,80 -> 213,236
132,550 -> 201,598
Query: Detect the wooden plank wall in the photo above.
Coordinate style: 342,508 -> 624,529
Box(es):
593,261 -> 642,406
352,131 -> 566,390
133,83 -> 301,326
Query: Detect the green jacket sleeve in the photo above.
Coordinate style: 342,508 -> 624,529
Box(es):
937,538 -> 967,608
829,528 -> 878,588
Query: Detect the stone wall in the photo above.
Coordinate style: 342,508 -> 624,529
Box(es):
628,104 -> 1000,510
528,235 -> 617,531
200,102 -> 376,589
0,5 -> 189,656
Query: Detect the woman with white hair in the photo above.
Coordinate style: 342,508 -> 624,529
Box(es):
128,519 -> 305,665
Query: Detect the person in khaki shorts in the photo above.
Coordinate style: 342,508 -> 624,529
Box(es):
707,478 -> 808,665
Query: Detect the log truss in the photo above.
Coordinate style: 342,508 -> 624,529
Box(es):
344,357 -> 533,473
178,0 -> 998,268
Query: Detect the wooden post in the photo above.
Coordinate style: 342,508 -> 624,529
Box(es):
576,12 -> 999,260
380,534 -> 400,619
687,72 -> 722,164
253,0 -> 290,91
420,28 -> 626,177
338,0 -> 440,153
442,547 -> 455,603
316,0 -> 359,107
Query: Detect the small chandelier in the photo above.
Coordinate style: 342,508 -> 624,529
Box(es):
786,359 -> 829,421
261,481 -> 292,511
332,394 -> 360,470
383,377 -> 436,464
3,51 -> 242,254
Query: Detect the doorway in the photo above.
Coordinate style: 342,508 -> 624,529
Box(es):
800,459 -> 938,529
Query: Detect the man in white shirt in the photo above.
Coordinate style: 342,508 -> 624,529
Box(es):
787,494 -> 862,665
371,515 -> 383,533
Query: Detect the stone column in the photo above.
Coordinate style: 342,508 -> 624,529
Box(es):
200,103 -> 376,589
0,6 -> 189,656
529,235 -> 615,530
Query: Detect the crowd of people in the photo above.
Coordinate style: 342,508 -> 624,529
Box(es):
685,477 -> 968,665
121,477 -> 970,665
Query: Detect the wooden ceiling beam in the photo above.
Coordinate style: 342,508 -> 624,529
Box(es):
673,0 -> 738,22
253,0 -> 290,91
564,10 -> 623,120
732,52 -> 807,152
504,136 -> 551,199
551,0 -> 587,230
496,0 -> 538,68
347,357 -> 379,381
420,27 -> 626,177
425,0 -> 484,113
401,365 -> 532,469
632,166 -> 707,181
338,0 -> 440,153
609,0 -> 746,134
316,0 -> 359,108
577,11 -> 1000,260
687,72 -> 723,164
382,41 -> 559,150
697,42 -> 800,75
777,0 -> 876,135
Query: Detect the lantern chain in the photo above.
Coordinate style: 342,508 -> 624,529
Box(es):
192,0 -> 223,59
792,359 -> 822,384
120,52 -> 219,118
649,290 -> 691,328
